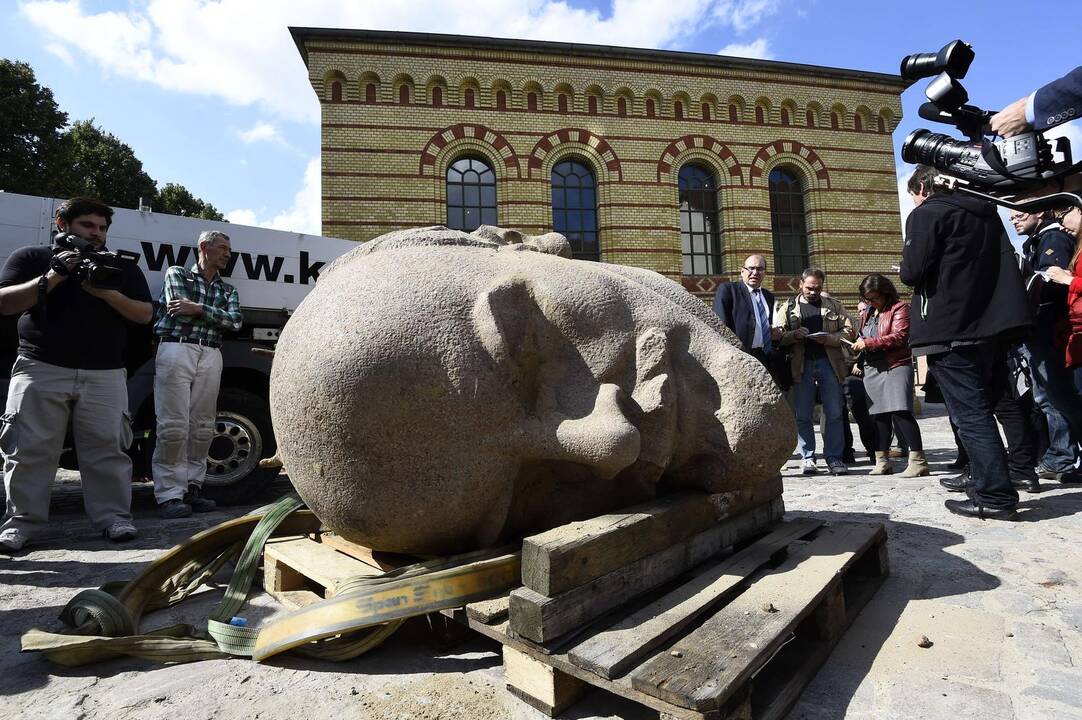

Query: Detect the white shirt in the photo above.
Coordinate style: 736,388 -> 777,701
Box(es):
744,282 -> 770,349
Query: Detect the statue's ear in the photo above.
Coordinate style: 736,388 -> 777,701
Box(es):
472,277 -> 543,412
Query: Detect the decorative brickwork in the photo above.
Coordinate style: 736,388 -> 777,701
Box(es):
294,28 -> 907,307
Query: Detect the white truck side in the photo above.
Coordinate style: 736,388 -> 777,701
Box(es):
0,191 -> 357,502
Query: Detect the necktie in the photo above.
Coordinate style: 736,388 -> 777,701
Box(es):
753,289 -> 772,353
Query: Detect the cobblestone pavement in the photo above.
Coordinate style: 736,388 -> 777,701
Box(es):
1,410 -> 1080,720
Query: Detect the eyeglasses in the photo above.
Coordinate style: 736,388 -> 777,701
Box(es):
742,266 -> 766,273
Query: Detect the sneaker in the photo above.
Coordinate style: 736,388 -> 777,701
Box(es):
1036,464 -> 1064,480
0,527 -> 28,552
159,498 -> 193,519
103,521 -> 138,542
801,458 -> 818,475
1059,469 -> 1082,484
183,486 -> 217,513
827,461 -> 848,476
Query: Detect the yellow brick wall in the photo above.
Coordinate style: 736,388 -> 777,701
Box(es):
300,35 -> 907,309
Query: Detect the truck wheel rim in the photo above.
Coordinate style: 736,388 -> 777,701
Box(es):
205,411 -> 263,486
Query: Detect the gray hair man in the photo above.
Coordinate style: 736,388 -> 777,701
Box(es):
151,230 -> 242,518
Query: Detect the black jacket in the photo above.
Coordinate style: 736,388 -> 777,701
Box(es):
900,194 -> 1032,348
1023,220 -> 1074,320
712,281 -> 774,352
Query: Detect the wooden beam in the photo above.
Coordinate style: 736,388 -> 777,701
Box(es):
509,499 -> 783,644
503,646 -> 588,716
567,518 -> 821,679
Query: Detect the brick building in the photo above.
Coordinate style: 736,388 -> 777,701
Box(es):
290,27 -> 907,304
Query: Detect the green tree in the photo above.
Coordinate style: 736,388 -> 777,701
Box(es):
155,182 -> 225,221
0,59 -> 70,196
64,119 -> 157,209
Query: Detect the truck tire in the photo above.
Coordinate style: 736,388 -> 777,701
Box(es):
202,387 -> 281,505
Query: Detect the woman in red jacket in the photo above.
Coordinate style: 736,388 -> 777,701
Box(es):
851,274 -> 928,476
1046,205 -> 1082,387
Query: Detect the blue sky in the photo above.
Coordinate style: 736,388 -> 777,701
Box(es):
3,0 -> 1080,239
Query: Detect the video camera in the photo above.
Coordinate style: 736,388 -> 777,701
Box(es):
52,232 -> 140,291
899,40 -> 1081,212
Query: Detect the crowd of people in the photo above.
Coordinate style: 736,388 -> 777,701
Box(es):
0,198 -> 240,552
715,167 -> 1082,523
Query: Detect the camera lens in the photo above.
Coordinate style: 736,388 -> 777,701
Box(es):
901,129 -> 972,166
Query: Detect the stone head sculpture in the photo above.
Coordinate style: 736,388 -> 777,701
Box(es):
270,226 -> 795,554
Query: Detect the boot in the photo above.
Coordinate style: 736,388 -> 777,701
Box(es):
900,451 -> 930,478
869,451 -> 894,475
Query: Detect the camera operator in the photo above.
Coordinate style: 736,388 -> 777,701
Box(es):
0,197 -> 152,552
900,166 -> 1033,520
989,66 -> 1081,139
1011,210 -> 1082,483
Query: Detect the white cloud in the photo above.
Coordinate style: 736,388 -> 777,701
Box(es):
717,38 -> 772,60
712,0 -> 780,32
227,157 -> 321,235
43,41 -> 75,66
238,121 -> 285,145
19,0 -> 738,124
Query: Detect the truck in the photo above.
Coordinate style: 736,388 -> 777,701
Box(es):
0,191 -> 358,503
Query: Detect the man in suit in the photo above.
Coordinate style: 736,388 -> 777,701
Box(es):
990,66 -> 1081,137
712,254 -> 779,367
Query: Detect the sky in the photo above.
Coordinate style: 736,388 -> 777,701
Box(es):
3,0 -> 1081,243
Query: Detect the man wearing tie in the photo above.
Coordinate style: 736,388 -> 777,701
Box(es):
712,254 -> 778,367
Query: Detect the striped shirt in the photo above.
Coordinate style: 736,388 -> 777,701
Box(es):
153,264 -> 242,344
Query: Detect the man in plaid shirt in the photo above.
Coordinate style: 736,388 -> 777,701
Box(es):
152,230 -> 242,518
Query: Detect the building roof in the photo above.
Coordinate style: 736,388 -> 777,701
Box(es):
289,27 -> 907,89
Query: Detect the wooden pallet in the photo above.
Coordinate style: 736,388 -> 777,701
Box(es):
445,517 -> 888,720
262,531 -> 414,609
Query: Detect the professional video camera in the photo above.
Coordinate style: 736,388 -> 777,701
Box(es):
899,40 -> 1081,212
52,232 -> 140,291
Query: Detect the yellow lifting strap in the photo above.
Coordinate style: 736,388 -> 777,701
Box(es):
21,495 -> 519,666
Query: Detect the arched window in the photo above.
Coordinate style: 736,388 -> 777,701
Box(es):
729,104 -> 739,122
702,103 -> 711,121
617,97 -> 627,116
805,109 -> 815,127
446,157 -> 496,232
781,108 -> 790,126
527,92 -> 538,111
558,94 -> 569,113
769,167 -> 809,275
398,85 -> 410,105
552,160 -> 599,261
678,165 -> 722,276
432,86 -> 443,107
830,112 -> 839,129
877,116 -> 886,133
854,114 -> 863,131
365,83 -> 376,103
674,101 -> 684,120
496,90 -> 507,110
464,88 -> 476,108
587,95 -> 598,114
755,106 -> 765,124
330,81 -> 342,102
646,98 -> 656,118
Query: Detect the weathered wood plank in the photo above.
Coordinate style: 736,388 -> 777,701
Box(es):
630,523 -> 885,711
522,478 -> 783,597
317,532 -> 412,571
509,499 -> 783,644
567,518 -> 822,679
263,536 -> 383,596
466,594 -> 512,624
503,646 -> 588,716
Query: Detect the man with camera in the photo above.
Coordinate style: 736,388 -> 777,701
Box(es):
152,230 -> 241,519
1011,210 -> 1082,484
0,197 -> 152,551
901,166 -> 1033,520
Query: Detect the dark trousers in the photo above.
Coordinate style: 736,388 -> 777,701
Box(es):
928,344 -> 1019,509
843,375 -> 878,458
